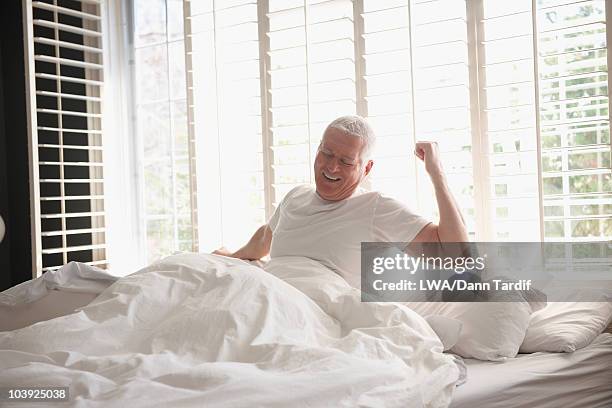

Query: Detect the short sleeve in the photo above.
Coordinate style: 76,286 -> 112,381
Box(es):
267,202 -> 281,231
372,194 -> 430,243
266,185 -> 304,232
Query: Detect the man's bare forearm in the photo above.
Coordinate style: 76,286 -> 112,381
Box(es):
233,224 -> 272,260
430,172 -> 468,243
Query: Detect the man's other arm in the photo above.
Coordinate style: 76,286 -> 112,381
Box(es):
212,224 -> 273,261
411,141 -> 468,244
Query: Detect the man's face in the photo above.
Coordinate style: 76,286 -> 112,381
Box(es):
314,128 -> 373,201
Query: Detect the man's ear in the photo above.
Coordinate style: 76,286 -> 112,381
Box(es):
364,160 -> 374,176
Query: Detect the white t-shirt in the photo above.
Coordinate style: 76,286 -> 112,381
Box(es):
268,185 -> 430,288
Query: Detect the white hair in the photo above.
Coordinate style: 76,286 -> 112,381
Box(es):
324,115 -> 376,163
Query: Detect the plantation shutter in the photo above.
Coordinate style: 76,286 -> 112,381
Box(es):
478,0 -> 541,240
536,0 -> 611,241
360,0 -> 416,204
23,0 -> 107,276
184,0 -> 266,250
361,0 -> 477,238
265,0 -> 357,206
479,0 -> 611,241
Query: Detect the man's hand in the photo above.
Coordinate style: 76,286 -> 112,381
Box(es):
212,247 -> 234,257
414,141 -> 444,179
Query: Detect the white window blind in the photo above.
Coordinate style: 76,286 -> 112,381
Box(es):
23,0 -> 107,276
479,0 -> 611,241
361,0 -> 416,206
185,0 -> 265,250
479,0 -> 541,240
536,0 -> 611,242
266,0 -> 357,205
410,0 -> 475,237
361,0 -> 477,238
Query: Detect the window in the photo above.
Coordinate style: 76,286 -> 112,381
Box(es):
181,0 -> 612,250
265,0 -> 357,204
362,0 -> 477,239
131,0 -> 193,262
536,0 -> 611,241
23,0 -> 107,276
479,0 -> 540,240
185,0 -> 265,250
360,0 -> 419,210
479,0 -> 612,242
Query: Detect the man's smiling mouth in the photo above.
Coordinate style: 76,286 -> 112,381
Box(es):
322,171 -> 340,182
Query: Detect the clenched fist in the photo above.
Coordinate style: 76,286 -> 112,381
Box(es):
414,141 -> 444,179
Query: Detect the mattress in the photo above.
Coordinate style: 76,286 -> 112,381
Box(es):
451,333 -> 612,408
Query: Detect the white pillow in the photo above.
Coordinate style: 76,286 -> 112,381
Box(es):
406,301 -> 534,361
425,315 -> 462,351
520,302 -> 612,353
404,278 -> 545,361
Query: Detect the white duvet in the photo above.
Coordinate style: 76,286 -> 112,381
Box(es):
0,254 -> 461,407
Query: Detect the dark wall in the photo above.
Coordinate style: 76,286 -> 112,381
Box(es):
0,0 -> 34,291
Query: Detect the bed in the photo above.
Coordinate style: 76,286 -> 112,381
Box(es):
1,253 -> 611,407
452,333 -> 612,408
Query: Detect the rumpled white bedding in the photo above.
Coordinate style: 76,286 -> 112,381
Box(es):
0,262 -> 118,307
0,253 -> 462,407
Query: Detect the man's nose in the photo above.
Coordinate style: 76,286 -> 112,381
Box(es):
326,158 -> 340,172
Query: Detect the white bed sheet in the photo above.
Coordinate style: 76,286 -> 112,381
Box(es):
0,254 -> 462,407
0,262 -> 116,331
451,333 -> 612,408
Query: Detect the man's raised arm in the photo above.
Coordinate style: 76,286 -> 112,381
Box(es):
212,224 -> 273,261
411,141 -> 469,244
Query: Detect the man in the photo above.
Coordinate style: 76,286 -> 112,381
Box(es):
214,115 -> 468,288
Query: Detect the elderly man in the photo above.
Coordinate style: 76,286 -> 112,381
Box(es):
214,115 -> 468,288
